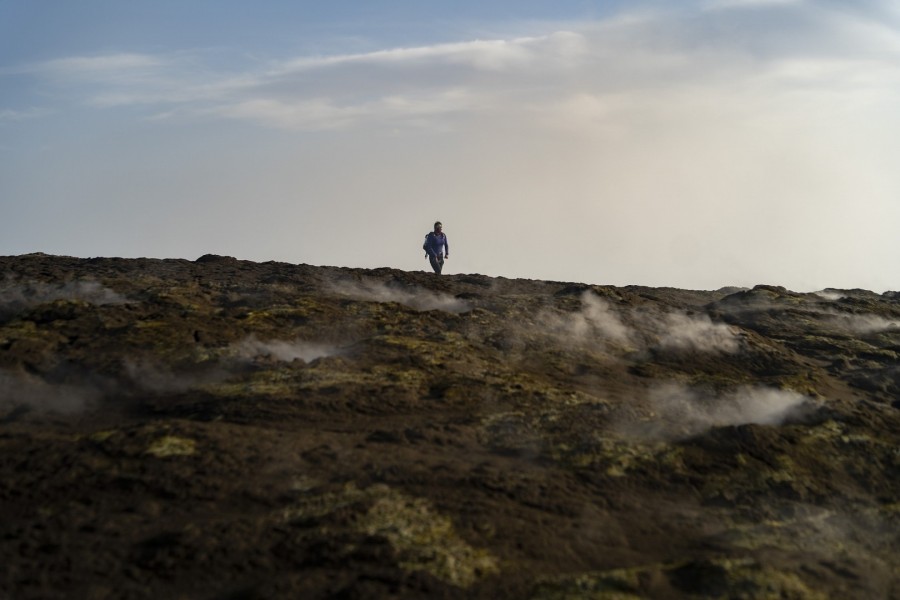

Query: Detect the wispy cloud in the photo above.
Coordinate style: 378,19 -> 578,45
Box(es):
38,53 -> 164,74
704,0 -> 804,11
276,32 -> 586,73
212,88 -> 483,131
0,107 -> 52,122
10,4 -> 900,137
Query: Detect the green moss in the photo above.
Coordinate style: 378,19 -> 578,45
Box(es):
370,365 -> 428,386
531,567 -> 644,599
133,319 -> 168,329
200,367 -> 303,399
145,435 -> 196,457
361,487 -> 499,587
243,305 -> 319,326
1,319 -> 58,343
540,431 -> 684,475
282,483 -> 499,588
88,430 -> 116,443
532,558 -> 826,600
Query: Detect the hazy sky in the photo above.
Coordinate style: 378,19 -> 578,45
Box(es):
2,0 -> 898,291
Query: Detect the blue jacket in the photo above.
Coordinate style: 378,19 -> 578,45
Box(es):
423,232 -> 449,258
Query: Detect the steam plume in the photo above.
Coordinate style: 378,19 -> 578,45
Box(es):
0,368 -> 100,415
235,335 -> 339,362
827,313 -> 899,335
537,292 -> 739,354
655,312 -> 741,353
538,292 -> 632,346
331,278 -> 470,313
623,383 -> 811,440
0,276 -> 127,317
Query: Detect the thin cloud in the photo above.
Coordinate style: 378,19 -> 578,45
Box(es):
704,0 -> 804,10
0,107 -> 52,122
12,5 -> 900,137
38,53 -> 164,74
275,32 -> 587,73
214,89 -> 483,131
3,1 -> 898,291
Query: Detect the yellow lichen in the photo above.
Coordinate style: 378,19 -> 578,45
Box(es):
532,558 -> 826,600
282,483 -> 498,588
359,488 -> 499,587
88,430 -> 116,443
531,565 -> 646,599
145,435 -> 196,457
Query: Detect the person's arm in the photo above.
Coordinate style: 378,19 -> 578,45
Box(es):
424,234 -> 434,257
444,236 -> 449,258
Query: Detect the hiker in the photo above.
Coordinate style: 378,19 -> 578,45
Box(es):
423,221 -> 449,275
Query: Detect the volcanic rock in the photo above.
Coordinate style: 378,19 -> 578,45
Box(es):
0,254 -> 898,599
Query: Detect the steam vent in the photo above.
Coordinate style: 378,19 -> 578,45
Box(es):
1,253 -> 898,599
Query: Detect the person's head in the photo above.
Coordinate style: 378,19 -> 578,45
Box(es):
433,221 -> 443,233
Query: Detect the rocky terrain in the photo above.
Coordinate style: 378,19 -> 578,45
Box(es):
0,253 -> 898,599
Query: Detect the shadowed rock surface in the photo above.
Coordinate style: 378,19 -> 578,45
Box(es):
1,253 -> 898,599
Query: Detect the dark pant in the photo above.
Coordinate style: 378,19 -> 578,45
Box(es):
429,254 -> 444,274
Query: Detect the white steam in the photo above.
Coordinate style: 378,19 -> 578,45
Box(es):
720,290 -> 898,335
235,335 -> 339,362
814,290 -> 845,301
538,292 -> 633,346
656,312 -> 741,354
624,383 -> 810,440
827,312 -> 900,335
123,359 -> 225,395
331,278 -> 470,313
0,368 -> 100,415
0,276 -> 127,312
538,292 -> 740,354
124,336 -> 338,393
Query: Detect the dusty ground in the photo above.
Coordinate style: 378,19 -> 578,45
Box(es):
1,253 -> 898,599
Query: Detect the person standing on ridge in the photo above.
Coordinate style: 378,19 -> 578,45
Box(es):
423,221 -> 449,275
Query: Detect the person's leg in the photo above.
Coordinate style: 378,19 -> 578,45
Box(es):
429,255 -> 442,274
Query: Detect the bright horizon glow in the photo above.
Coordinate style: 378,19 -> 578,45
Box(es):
1,1 -> 898,292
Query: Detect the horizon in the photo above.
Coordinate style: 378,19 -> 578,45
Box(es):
4,250 -> 895,295
2,1 -> 899,293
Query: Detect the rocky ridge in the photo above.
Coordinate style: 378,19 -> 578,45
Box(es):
0,253 -> 898,599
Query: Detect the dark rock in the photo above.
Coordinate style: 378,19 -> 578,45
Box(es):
195,254 -> 239,264
0,253 -> 896,599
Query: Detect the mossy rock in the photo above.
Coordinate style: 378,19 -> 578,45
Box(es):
281,483 -> 498,588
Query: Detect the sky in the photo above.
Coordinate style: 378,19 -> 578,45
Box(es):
1,0 -> 898,292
